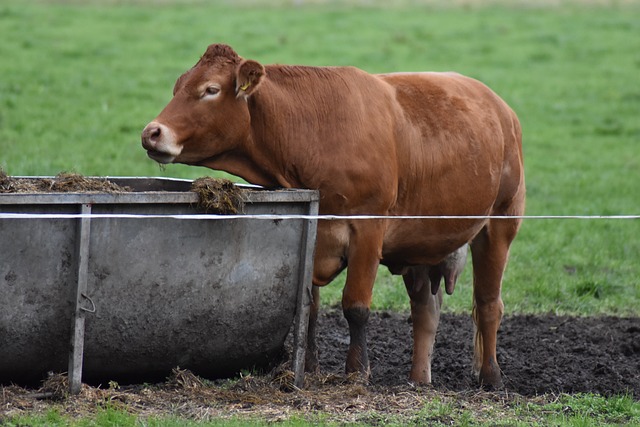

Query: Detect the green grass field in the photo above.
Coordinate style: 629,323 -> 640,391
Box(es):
1,1 -> 639,425
2,0 -> 637,316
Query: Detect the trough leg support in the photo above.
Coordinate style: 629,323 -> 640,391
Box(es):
291,199 -> 319,389
68,203 -> 92,395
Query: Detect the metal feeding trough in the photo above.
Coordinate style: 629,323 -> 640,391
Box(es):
0,177 -> 318,393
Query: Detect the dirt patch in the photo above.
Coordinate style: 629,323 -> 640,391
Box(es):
0,171 -> 130,193
316,310 -> 640,397
190,177 -> 245,214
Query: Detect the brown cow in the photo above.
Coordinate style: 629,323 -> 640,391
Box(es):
141,44 -> 525,388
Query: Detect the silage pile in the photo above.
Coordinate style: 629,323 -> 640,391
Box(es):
0,170 -> 130,194
190,177 -> 246,214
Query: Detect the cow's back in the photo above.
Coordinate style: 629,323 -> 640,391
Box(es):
251,65 -> 523,264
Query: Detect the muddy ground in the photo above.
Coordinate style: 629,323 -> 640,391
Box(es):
316,310 -> 640,397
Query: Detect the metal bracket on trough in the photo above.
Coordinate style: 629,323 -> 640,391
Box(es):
68,203 -> 92,394
291,198 -> 319,389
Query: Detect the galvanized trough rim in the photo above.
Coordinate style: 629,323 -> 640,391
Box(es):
0,176 -> 319,205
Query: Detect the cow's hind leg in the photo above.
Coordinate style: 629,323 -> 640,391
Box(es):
403,266 -> 442,384
469,216 -> 521,388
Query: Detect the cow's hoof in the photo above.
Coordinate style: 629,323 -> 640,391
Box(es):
345,370 -> 370,385
478,364 -> 503,389
409,370 -> 432,386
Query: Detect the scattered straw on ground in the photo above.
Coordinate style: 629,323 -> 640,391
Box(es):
190,177 -> 245,214
0,170 -> 130,194
0,367 -> 540,425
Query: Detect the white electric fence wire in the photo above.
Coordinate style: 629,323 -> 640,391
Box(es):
0,213 -> 638,220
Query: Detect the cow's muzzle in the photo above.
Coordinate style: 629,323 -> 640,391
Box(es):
141,122 -> 182,164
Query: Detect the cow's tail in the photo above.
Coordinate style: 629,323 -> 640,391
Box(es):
471,296 -> 483,380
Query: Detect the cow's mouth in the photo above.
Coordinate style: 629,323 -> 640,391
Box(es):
146,150 -> 176,164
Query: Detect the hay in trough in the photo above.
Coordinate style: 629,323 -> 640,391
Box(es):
48,173 -> 130,193
190,177 -> 245,214
0,170 -> 130,194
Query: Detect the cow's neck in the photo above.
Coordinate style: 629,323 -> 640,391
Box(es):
241,75 -> 325,191
199,150 -> 290,189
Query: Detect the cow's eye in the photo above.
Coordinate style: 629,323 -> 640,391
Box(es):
204,86 -> 220,97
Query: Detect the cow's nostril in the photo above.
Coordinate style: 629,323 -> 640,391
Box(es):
146,125 -> 161,142
142,124 -> 162,148
150,126 -> 161,140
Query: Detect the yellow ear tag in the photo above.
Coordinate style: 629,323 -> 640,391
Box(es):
239,82 -> 251,91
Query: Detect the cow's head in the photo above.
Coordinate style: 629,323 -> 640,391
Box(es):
141,44 -> 265,165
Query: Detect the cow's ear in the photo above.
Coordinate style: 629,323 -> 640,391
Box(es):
235,59 -> 265,99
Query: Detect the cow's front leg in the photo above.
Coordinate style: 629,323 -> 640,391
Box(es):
342,221 -> 384,378
403,266 -> 442,384
309,221 -> 349,373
